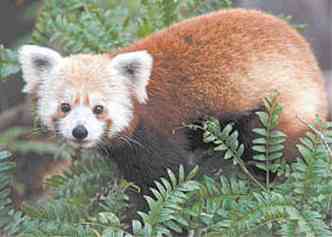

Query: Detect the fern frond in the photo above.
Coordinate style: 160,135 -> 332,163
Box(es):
252,91 -> 287,189
133,166 -> 201,236
18,154 -> 129,236
21,220 -> 95,237
0,150 -> 26,236
90,211 -> 133,237
189,117 -> 265,190
200,175 -> 250,200
0,127 -> 73,160
183,0 -> 232,16
46,155 -> 114,199
33,0 -> 131,54
212,192 -> 290,236
280,209 -> 332,237
279,118 -> 332,217
157,0 -> 181,27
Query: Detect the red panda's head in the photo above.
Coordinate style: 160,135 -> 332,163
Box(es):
19,45 -> 153,148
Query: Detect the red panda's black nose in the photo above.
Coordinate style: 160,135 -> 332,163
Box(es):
72,125 -> 88,140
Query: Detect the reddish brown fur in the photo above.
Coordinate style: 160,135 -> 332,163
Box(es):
26,10 -> 327,161
108,9 -> 327,159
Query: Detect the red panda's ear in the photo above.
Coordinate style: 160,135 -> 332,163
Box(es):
18,45 -> 62,94
110,51 -> 153,103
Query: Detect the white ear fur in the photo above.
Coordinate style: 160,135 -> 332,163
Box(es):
110,51 -> 153,103
19,45 -> 62,94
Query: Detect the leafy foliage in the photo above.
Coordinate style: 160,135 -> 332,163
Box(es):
252,92 -> 287,189
0,127 -> 72,160
0,150 -> 26,236
31,0 -> 236,55
1,0 -> 331,236
3,92 -> 332,236
189,102 -> 332,236
186,117 -> 265,190
133,166 -> 200,236
32,0 -> 132,54
0,45 -> 20,80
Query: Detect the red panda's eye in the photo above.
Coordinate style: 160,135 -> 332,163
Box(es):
93,105 -> 104,115
61,103 -> 71,113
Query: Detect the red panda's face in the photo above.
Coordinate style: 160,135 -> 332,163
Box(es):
19,45 -> 153,149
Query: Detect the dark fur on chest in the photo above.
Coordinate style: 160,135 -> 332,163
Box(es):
100,107 -> 261,193
101,121 -> 191,192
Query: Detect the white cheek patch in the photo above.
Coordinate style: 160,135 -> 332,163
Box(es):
36,68 -> 63,130
107,97 -> 133,137
105,77 -> 134,137
58,106 -> 105,142
106,51 -> 153,137
37,98 -> 58,130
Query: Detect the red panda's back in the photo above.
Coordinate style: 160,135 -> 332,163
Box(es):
121,9 -> 328,149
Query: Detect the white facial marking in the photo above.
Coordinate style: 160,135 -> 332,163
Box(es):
58,105 -> 105,147
105,74 -> 133,136
19,46 -> 154,147
36,64 -> 64,130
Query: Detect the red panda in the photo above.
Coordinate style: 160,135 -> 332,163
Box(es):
19,9 -> 328,190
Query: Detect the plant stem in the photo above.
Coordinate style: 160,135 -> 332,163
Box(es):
236,157 -> 266,191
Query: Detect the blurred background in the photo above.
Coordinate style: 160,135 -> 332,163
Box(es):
0,0 -> 330,202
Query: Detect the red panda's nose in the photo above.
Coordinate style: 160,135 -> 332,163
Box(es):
72,125 -> 88,140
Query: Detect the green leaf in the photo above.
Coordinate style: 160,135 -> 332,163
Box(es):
252,145 -> 266,153
256,111 -> 269,127
253,128 -> 267,136
224,149 -> 233,160
253,154 -> 266,161
270,144 -> 284,153
271,130 -> 287,138
214,144 -> 227,151
221,124 -> 234,138
253,138 -> 267,145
